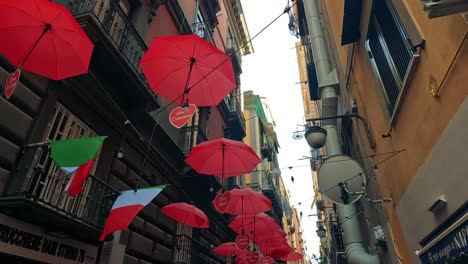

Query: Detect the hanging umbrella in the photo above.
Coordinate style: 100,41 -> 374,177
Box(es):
221,188 -> 272,215
161,202 -> 209,228
234,255 -> 248,264
278,251 -> 303,262
212,242 -> 247,256
140,34 -> 236,106
185,138 -> 261,178
228,213 -> 285,239
268,246 -> 294,259
0,0 -> 94,80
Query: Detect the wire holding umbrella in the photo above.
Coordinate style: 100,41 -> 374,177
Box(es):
161,202 -> 209,228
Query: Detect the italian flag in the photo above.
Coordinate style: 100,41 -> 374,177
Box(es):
50,136 -> 107,196
99,185 -> 167,241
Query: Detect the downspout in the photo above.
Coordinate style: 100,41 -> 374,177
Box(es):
302,1 -> 380,263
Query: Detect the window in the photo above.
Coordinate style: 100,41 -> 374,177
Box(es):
365,0 -> 420,120
193,9 -> 214,43
38,104 -> 100,215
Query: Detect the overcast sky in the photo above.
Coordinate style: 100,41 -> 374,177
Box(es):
240,0 -> 320,259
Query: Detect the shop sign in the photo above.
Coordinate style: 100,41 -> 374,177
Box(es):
419,213 -> 468,264
0,214 -> 97,264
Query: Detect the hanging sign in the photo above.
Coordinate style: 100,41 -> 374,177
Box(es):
213,192 -> 231,213
0,214 -> 97,264
4,69 -> 21,99
418,211 -> 468,264
244,251 -> 260,264
260,256 -> 274,264
235,234 -> 250,250
169,104 -> 197,128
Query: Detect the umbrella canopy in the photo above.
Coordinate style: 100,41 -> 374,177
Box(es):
212,242 -> 246,256
268,246 -> 293,259
278,251 -> 303,261
0,0 -> 94,80
221,188 -> 272,215
185,138 -> 261,178
140,34 -> 236,106
161,202 -> 209,228
234,255 -> 247,264
228,213 -> 285,239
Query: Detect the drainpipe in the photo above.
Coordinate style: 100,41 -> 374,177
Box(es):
302,1 -> 380,263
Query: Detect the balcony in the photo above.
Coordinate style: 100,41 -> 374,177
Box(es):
224,94 -> 246,140
261,176 -> 283,221
180,125 -> 208,156
0,144 -> 119,242
174,235 -> 225,264
56,0 -> 156,108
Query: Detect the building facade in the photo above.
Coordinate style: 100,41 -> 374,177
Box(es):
296,0 -> 468,263
0,0 -> 252,263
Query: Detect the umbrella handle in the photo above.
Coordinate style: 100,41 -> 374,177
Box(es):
18,24 -> 51,69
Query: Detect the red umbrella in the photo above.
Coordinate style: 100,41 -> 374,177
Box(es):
228,214 -> 285,239
234,255 -> 247,264
140,34 -> 236,106
278,251 -> 303,261
185,138 -> 261,178
268,246 -> 294,259
212,242 -> 247,256
0,0 -> 94,80
221,188 -> 272,215
161,202 -> 209,228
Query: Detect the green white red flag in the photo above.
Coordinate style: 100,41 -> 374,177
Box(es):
100,185 -> 167,241
50,136 -> 107,196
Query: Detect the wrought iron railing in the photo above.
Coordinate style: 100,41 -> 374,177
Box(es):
59,0 -> 148,81
4,144 -> 119,229
180,125 -> 208,155
174,235 -> 224,264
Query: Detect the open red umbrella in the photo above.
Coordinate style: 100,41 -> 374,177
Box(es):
140,34 -> 236,106
212,242 -> 247,256
278,251 -> 303,261
162,202 -> 209,228
185,138 -> 261,178
221,188 -> 272,215
0,0 -> 94,80
228,214 -> 285,240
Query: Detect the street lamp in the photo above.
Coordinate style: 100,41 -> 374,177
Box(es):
305,126 -> 327,149
316,225 -> 326,238
305,114 -> 376,150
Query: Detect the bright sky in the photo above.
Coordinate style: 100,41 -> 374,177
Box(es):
240,0 -> 320,260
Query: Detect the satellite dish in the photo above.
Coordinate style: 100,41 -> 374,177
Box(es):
317,154 -> 366,204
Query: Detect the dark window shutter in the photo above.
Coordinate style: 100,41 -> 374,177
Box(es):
341,0 -> 362,45
297,1 -> 309,37
307,63 -> 320,101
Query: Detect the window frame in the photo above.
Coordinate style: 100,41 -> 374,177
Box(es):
365,0 -> 421,126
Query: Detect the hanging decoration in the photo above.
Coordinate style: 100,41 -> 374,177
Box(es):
235,234 -> 250,251
169,104 -> 197,128
213,192 -> 231,213
244,251 -> 260,264
50,136 -> 107,196
100,185 -> 167,241
0,0 -> 94,98
140,34 -> 236,107
161,202 -> 209,228
221,188 -> 272,216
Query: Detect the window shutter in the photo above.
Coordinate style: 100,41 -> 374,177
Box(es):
307,62 -> 320,101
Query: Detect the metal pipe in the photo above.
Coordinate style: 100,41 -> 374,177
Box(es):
302,0 -> 380,263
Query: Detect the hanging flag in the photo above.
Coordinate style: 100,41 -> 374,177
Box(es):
99,185 -> 167,241
50,136 -> 107,196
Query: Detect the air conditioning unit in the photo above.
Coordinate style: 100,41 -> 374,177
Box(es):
420,0 -> 468,18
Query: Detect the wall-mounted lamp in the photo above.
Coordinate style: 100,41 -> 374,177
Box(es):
305,114 -> 376,150
304,126 -> 328,149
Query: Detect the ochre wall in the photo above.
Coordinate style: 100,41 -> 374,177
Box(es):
321,0 -> 468,262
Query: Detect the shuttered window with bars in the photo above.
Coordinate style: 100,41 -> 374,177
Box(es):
365,0 -> 421,122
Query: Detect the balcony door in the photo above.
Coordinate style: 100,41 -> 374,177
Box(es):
36,103 -> 99,217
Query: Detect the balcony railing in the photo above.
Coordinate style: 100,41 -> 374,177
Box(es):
59,0 -> 148,81
180,125 -> 208,155
2,144 -> 119,231
174,235 -> 224,264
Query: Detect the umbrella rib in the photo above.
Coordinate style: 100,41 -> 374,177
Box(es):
52,30 -> 88,68
0,5 -> 43,25
32,0 -> 47,24
192,63 -> 217,104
